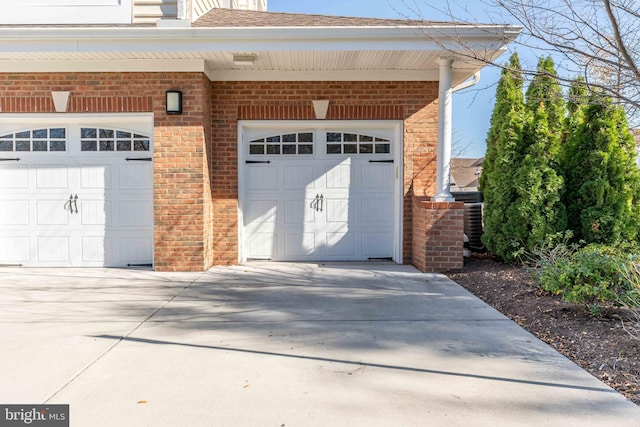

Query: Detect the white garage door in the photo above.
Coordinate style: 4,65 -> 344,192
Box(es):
240,121 -> 401,262
0,114 -> 154,267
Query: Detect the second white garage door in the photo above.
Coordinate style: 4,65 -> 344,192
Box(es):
240,121 -> 402,263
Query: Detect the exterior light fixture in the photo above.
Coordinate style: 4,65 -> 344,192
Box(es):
166,90 -> 182,115
232,53 -> 256,65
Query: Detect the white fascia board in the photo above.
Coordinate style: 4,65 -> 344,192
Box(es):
0,58 -> 211,75
0,60 -> 448,82
0,25 -> 520,55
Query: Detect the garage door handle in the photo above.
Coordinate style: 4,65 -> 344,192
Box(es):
246,160 -> 270,164
64,194 -> 79,214
369,160 -> 393,163
310,194 -> 324,212
0,158 -> 21,162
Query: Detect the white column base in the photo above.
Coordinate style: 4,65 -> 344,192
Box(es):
431,194 -> 455,202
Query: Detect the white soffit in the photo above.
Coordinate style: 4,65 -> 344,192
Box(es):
0,25 -> 519,82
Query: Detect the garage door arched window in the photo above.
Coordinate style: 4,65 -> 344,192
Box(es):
326,132 -> 391,155
249,132 -> 314,155
80,127 -> 151,152
0,128 -> 66,152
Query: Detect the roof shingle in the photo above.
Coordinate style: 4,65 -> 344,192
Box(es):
193,8 -> 450,28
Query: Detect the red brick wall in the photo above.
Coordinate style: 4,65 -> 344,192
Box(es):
412,198 -> 464,272
210,81 -> 440,265
0,74 -> 461,271
0,72 -> 212,272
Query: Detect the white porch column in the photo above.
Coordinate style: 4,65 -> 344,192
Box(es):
432,58 -> 455,202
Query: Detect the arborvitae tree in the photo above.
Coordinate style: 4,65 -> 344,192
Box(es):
480,53 -> 526,259
525,56 -> 566,143
563,92 -> 640,244
507,102 -> 566,254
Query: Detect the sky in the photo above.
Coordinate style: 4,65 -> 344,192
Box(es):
267,0 -> 521,158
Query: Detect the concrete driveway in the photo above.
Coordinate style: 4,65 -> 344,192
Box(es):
1,262 -> 639,426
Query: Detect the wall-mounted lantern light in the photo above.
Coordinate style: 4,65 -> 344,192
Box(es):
166,90 -> 183,115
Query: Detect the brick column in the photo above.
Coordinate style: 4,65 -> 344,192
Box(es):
412,197 -> 464,272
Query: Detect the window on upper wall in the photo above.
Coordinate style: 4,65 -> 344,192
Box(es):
326,132 -> 391,155
0,128 -> 67,152
249,132 -> 314,155
80,127 -> 151,152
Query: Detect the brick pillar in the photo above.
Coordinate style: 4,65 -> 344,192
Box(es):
412,197 -> 464,272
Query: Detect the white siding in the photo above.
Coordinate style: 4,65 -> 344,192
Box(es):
134,0 -> 178,23
133,0 -> 267,24
193,0 -> 224,20
232,0 -> 266,11
0,0 -> 133,24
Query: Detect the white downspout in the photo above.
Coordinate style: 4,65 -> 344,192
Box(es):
432,62 -> 481,202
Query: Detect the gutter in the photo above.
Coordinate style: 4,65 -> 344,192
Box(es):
452,71 -> 481,93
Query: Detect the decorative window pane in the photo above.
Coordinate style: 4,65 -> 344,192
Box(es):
299,133 -> 313,142
100,140 -> 114,151
99,129 -> 114,138
327,132 -> 342,142
81,141 -> 97,151
33,140 -> 47,151
50,128 -> 66,139
327,144 -> 342,154
33,129 -> 47,139
16,141 -> 30,151
359,144 -> 373,154
50,141 -> 66,152
0,127 -> 68,152
249,145 -> 264,155
266,144 -> 280,155
344,133 -> 358,142
344,144 -> 357,154
134,140 -> 150,151
325,132 -> 391,156
249,132 -> 314,155
81,127 -> 151,152
375,144 -> 391,154
81,128 -> 97,138
298,144 -> 313,155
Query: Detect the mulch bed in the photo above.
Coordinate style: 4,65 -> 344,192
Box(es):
445,254 -> 640,405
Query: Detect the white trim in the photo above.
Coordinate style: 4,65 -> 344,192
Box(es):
0,26 -> 517,59
0,0 -> 133,25
0,112 -> 154,127
0,60 -> 456,82
237,119 -> 403,264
